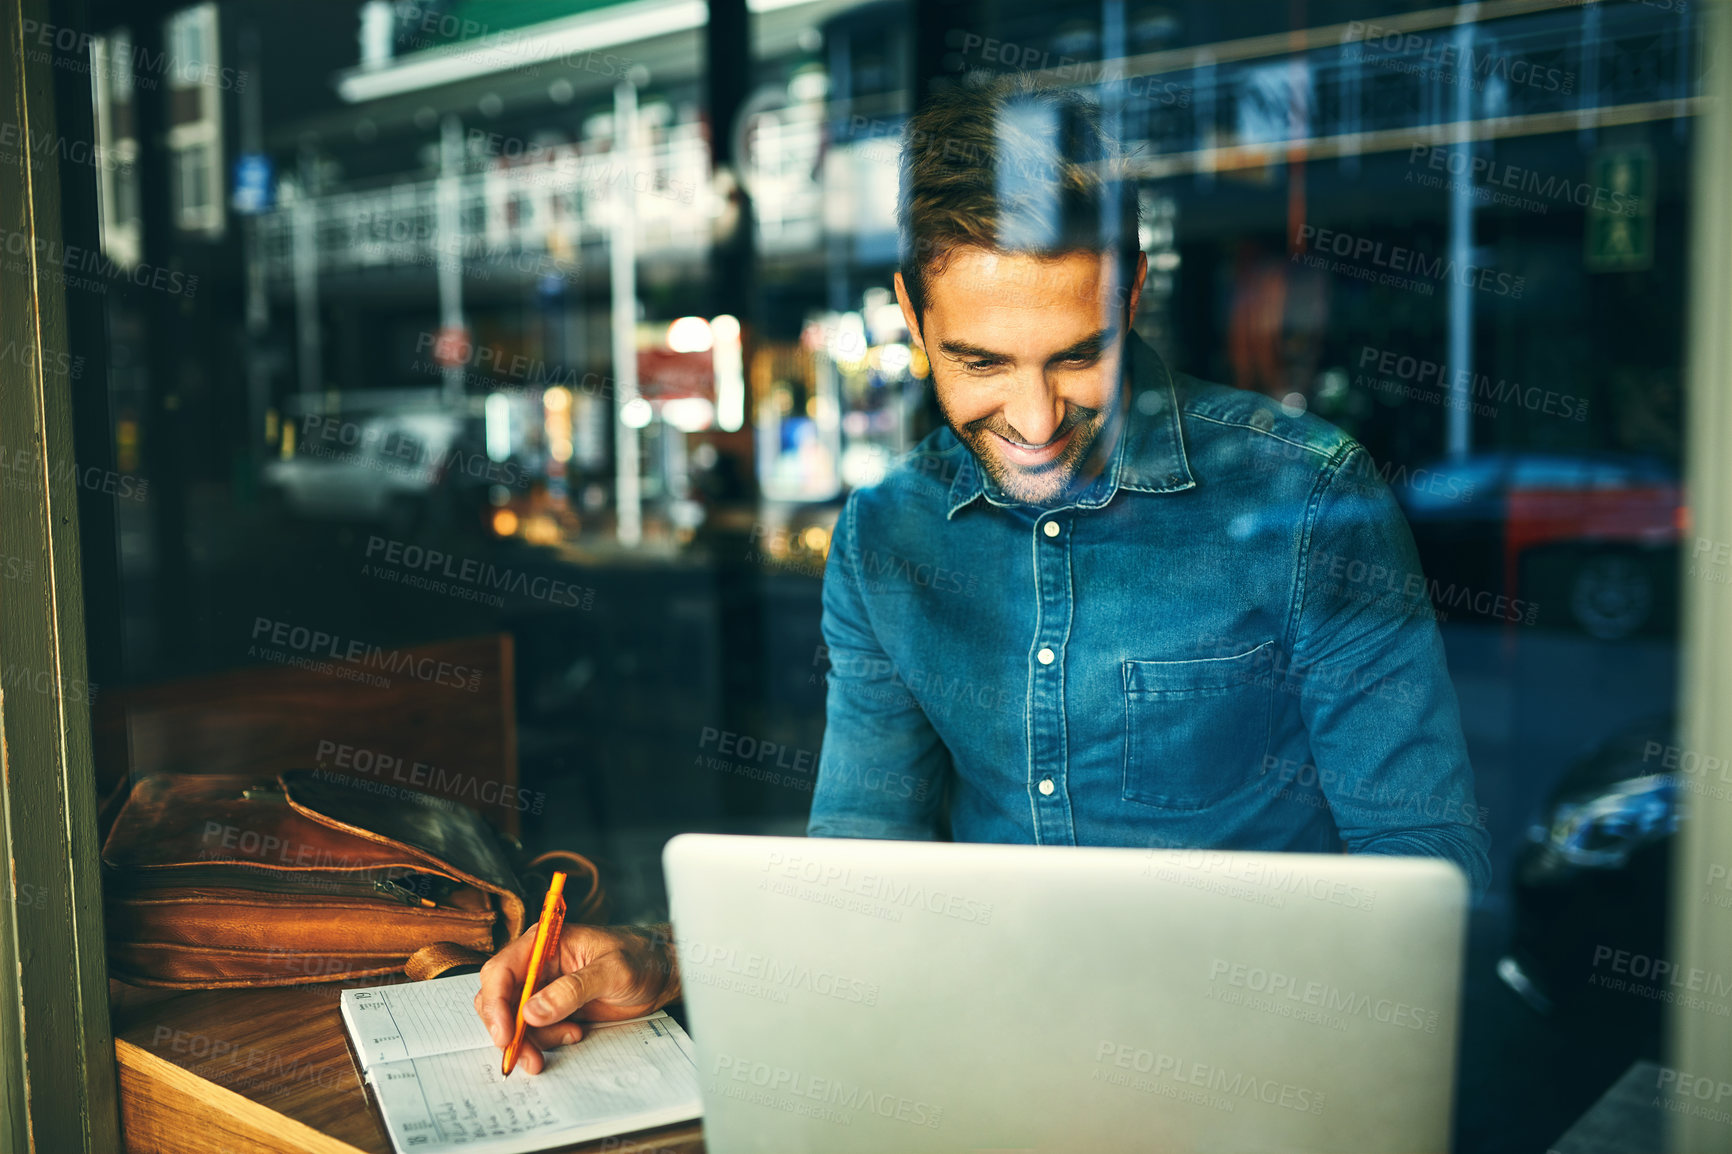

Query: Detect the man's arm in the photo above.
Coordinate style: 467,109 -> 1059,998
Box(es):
807,491 -> 952,839
1288,446 -> 1492,898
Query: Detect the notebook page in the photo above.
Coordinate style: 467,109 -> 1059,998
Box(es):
340,973 -> 678,1070
365,1015 -> 703,1154
342,973 -> 494,1068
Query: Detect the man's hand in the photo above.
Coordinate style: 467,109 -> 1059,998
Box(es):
474,923 -> 680,1075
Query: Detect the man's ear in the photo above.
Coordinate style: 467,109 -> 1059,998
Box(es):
893,272 -> 924,349
1125,251 -> 1149,326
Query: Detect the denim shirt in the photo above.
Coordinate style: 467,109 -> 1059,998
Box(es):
807,333 -> 1491,898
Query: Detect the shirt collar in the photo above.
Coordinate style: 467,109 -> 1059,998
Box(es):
944,331 -> 1196,520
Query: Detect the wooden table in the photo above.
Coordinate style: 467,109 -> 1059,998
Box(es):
110,979 -> 705,1154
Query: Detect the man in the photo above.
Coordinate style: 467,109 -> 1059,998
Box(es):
476,77 -> 1490,1073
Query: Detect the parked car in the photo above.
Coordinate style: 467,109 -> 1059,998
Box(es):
1499,716 -> 1677,1040
1393,452 -> 1681,639
263,408 -> 507,536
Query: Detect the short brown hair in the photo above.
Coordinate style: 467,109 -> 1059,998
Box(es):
898,76 -> 1138,321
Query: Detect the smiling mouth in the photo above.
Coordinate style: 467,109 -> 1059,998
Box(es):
990,425 -> 1074,463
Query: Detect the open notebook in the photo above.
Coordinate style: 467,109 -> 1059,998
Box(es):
340,972 -> 702,1154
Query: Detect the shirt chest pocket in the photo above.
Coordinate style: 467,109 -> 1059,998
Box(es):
1121,641 -> 1277,811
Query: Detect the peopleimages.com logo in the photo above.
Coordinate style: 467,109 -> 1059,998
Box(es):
1092,1041 -> 1326,1115
1207,958 -> 1441,1034
1294,224 -> 1525,299
248,617 -> 482,692
1343,20 -> 1573,95
1406,145 -> 1641,218
709,1054 -> 945,1129
1355,345 -> 1589,423
363,535 -> 594,609
0,227 -> 197,299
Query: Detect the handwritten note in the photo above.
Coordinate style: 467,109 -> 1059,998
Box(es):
341,974 -> 701,1154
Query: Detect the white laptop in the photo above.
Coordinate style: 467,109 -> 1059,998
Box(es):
663,834 -> 1467,1154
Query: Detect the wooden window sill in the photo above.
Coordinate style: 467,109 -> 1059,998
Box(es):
110,979 -> 704,1154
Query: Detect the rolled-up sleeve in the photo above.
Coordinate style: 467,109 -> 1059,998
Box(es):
1288,447 -> 1493,898
807,491 -> 952,840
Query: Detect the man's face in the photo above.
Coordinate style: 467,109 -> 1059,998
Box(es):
896,248 -> 1146,506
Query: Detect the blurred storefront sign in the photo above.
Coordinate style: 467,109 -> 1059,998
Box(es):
432,326 -> 472,368
637,347 -> 715,402
231,152 -> 274,215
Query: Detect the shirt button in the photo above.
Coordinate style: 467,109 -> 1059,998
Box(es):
1038,778 -> 1055,796
1043,521 -> 1060,538
1037,647 -> 1055,665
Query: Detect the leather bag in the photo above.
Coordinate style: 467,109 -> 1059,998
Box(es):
101,769 -> 603,988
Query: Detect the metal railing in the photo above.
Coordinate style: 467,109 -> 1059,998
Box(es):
252,113 -> 841,282
251,0 -> 1693,282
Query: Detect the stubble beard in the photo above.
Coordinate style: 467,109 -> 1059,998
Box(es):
943,401 -> 1107,506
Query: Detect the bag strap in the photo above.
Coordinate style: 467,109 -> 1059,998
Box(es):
403,851 -> 607,983
523,850 -> 607,924
405,942 -> 491,981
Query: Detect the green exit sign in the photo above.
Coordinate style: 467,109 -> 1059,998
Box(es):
1586,146 -> 1655,273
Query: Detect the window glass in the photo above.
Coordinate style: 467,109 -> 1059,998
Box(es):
60,2 -> 1707,1148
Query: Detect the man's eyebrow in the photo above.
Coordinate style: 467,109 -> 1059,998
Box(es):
935,327 -> 1116,364
936,339 -> 1007,360
1048,327 -> 1114,363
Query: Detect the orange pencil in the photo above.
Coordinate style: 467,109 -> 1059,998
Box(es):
502,870 -> 567,1076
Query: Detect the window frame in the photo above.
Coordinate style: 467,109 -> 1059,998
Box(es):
0,0 -> 123,1149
